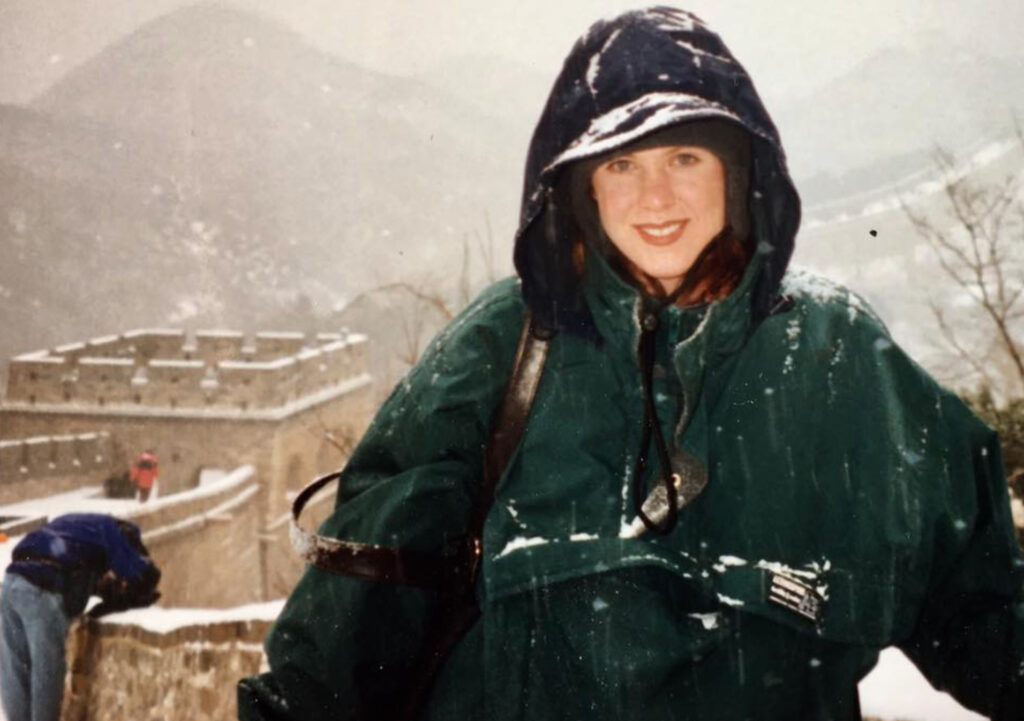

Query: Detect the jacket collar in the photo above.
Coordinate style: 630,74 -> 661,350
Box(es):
581,244 -> 763,366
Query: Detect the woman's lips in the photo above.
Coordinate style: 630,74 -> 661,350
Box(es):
634,220 -> 688,246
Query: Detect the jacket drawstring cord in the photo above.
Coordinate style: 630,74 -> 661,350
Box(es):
633,288 -> 687,535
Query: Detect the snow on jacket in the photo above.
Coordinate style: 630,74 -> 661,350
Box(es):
8,514 -> 159,617
238,8 -> 1024,720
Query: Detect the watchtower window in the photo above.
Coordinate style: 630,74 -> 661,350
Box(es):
28,394 -> 36,405
28,372 -> 37,381
100,375 -> 108,382
171,376 -> 178,384
134,394 -> 142,404
98,397 -> 105,407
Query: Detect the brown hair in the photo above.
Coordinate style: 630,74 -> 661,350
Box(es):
569,220 -> 751,306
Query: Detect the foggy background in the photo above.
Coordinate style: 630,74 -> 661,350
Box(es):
2,0 -> 1023,389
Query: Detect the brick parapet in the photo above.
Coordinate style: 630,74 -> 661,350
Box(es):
76,358 -> 136,406
125,465 -> 257,537
0,431 -> 111,484
141,360 -> 209,408
63,609 -> 275,721
5,355 -> 69,403
122,329 -> 186,362
191,330 -> 245,363
3,329 -> 368,412
253,331 -> 305,359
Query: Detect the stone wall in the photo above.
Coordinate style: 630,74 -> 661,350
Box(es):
3,329 -> 368,412
0,327 -> 375,603
0,432 -> 112,505
117,465 -> 264,607
0,384 -> 371,601
62,608 -> 277,721
0,411 -> 279,494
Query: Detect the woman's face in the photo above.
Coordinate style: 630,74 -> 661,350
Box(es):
590,144 -> 726,295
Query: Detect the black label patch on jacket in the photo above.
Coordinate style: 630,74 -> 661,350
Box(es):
768,571 -> 822,623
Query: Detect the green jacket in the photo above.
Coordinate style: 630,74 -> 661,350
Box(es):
240,251 -> 1024,721
239,8 -> 1024,720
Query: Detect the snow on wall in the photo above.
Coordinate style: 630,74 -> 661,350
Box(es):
0,432 -> 112,505
2,328 -> 368,412
62,605 -> 278,721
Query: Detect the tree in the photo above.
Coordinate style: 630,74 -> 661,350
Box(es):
903,128 -> 1024,398
336,215 -> 502,378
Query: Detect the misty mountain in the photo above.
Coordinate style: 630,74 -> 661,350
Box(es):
4,3 -> 1023,384
419,53 -> 553,162
779,38 -> 1024,203
1,2 -> 524,364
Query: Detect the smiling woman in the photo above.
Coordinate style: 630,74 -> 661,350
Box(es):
572,119 -> 750,303
239,6 -> 1024,721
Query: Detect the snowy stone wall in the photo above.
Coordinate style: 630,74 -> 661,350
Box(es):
0,327 -> 374,601
143,481 -> 264,607
0,432 -> 112,504
0,392 -> 369,599
62,609 -> 275,721
0,412 -> 277,494
1,328 -> 372,497
2,328 -> 368,411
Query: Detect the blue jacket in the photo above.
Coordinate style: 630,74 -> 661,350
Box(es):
8,513 -> 159,616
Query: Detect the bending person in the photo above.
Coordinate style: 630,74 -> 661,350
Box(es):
1,514 -> 161,721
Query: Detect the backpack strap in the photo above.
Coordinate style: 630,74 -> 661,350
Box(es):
289,311 -> 551,589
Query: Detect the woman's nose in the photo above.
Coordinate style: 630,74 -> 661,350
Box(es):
639,170 -> 675,210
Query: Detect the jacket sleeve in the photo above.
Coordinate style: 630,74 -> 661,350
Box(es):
898,391 -> 1024,720
238,284 -> 525,721
101,519 -> 151,582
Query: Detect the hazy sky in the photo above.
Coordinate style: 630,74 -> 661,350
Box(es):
2,0 -> 1023,104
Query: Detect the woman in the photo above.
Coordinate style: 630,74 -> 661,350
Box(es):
239,8 -> 1024,720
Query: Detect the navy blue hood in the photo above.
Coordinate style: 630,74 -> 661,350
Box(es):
513,6 -> 801,335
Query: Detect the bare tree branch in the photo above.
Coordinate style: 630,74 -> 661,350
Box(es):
929,301 -> 997,388
903,141 -> 1024,395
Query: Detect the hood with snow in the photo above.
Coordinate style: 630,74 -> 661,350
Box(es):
513,6 -> 801,335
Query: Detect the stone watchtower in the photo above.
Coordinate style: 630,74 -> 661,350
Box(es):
0,328 -> 374,597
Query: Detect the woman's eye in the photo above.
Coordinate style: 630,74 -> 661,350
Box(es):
671,152 -> 698,166
606,158 -> 633,173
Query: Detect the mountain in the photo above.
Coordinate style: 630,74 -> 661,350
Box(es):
418,52 -> 553,161
778,39 -> 1024,201
0,2 -> 524,364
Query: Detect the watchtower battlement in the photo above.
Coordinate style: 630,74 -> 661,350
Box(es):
2,329 -> 368,412
0,431 -> 111,484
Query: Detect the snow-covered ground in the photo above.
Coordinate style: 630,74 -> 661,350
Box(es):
860,649 -> 986,720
